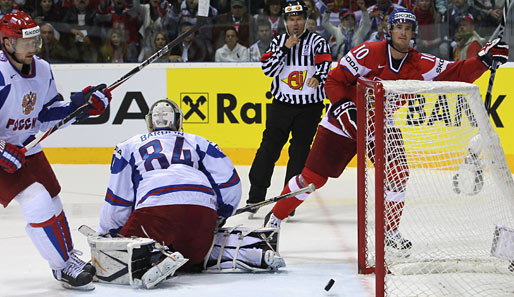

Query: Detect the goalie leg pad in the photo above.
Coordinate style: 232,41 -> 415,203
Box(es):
204,227 -> 285,272
87,235 -> 156,286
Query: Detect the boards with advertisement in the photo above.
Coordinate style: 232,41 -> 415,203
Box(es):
42,63 -> 514,170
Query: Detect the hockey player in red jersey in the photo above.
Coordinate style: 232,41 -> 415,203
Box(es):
265,8 -> 509,249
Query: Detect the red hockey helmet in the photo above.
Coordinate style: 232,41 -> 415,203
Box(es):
0,11 -> 40,41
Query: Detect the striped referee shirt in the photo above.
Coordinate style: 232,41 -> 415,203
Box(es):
261,31 -> 332,105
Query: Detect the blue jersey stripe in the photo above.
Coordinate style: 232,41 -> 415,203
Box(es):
0,84 -> 11,112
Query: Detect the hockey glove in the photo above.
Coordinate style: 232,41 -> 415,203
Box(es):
216,216 -> 227,230
478,38 -> 509,69
331,99 -> 357,139
0,140 -> 25,173
70,84 -> 112,118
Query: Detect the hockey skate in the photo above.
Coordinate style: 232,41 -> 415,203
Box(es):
245,203 -> 258,219
52,259 -> 94,291
141,251 -> 188,289
385,230 -> 412,250
264,212 -> 282,229
70,249 -> 96,276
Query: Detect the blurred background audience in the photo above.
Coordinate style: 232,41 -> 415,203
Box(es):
7,0 -> 508,63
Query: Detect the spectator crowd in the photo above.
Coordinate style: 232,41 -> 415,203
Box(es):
8,0 -> 512,63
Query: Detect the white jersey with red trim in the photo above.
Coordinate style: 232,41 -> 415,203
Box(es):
0,51 -> 75,155
98,130 -> 242,235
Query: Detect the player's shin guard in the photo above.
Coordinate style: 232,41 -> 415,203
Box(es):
384,194 -> 412,250
273,169 -> 326,220
56,211 -> 73,252
53,195 -> 74,252
26,216 -> 70,269
385,200 -> 404,231
272,176 -> 307,220
16,183 -> 70,270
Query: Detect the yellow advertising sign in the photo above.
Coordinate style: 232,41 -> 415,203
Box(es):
474,68 -> 513,154
43,64 -> 514,170
167,67 -> 279,164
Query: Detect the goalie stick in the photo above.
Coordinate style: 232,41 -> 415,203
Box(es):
484,0 -> 512,113
21,0 -> 210,154
234,183 -> 316,215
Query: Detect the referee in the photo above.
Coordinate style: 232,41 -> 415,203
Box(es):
247,0 -> 332,217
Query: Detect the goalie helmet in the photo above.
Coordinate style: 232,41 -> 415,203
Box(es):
386,8 -> 418,41
145,99 -> 183,132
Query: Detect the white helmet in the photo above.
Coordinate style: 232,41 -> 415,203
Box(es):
145,99 -> 183,132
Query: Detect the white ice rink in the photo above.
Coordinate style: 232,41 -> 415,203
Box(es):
0,165 -> 375,297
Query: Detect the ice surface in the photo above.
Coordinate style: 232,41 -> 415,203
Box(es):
0,165 -> 374,297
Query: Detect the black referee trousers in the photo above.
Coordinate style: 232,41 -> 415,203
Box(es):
248,99 -> 324,204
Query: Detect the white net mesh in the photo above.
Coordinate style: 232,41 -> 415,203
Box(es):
360,80 -> 514,296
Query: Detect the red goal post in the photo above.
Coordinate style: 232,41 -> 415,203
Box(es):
356,78 -> 514,297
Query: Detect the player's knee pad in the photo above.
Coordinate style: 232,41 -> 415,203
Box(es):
301,167 -> 328,190
204,227 -> 285,272
15,182 -> 55,224
52,194 -> 64,215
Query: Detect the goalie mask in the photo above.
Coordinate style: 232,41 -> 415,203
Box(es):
145,99 -> 183,132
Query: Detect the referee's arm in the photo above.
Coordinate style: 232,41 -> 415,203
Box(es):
261,35 -> 288,77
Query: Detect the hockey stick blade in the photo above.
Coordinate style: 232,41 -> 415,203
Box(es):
78,224 -> 99,237
234,183 -> 316,215
484,0 -> 512,112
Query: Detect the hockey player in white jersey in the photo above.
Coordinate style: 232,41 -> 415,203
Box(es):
94,99 -> 284,288
99,98 -> 241,269
0,11 -> 111,290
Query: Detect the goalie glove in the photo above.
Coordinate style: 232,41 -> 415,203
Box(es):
71,84 -> 112,119
478,38 -> 509,70
330,99 -> 357,139
0,140 -> 25,173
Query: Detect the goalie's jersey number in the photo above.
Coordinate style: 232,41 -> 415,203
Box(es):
139,137 -> 193,171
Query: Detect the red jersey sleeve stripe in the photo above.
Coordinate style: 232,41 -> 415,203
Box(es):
315,53 -> 332,64
261,52 -> 274,62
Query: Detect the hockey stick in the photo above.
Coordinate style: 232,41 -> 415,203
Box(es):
484,0 -> 512,112
234,183 -> 316,215
21,1 -> 210,154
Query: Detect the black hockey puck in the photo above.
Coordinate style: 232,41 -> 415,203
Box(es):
324,278 -> 335,291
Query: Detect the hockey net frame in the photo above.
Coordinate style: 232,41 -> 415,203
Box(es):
356,78 -> 514,297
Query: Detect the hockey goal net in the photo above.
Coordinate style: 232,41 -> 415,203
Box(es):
356,78 -> 514,297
